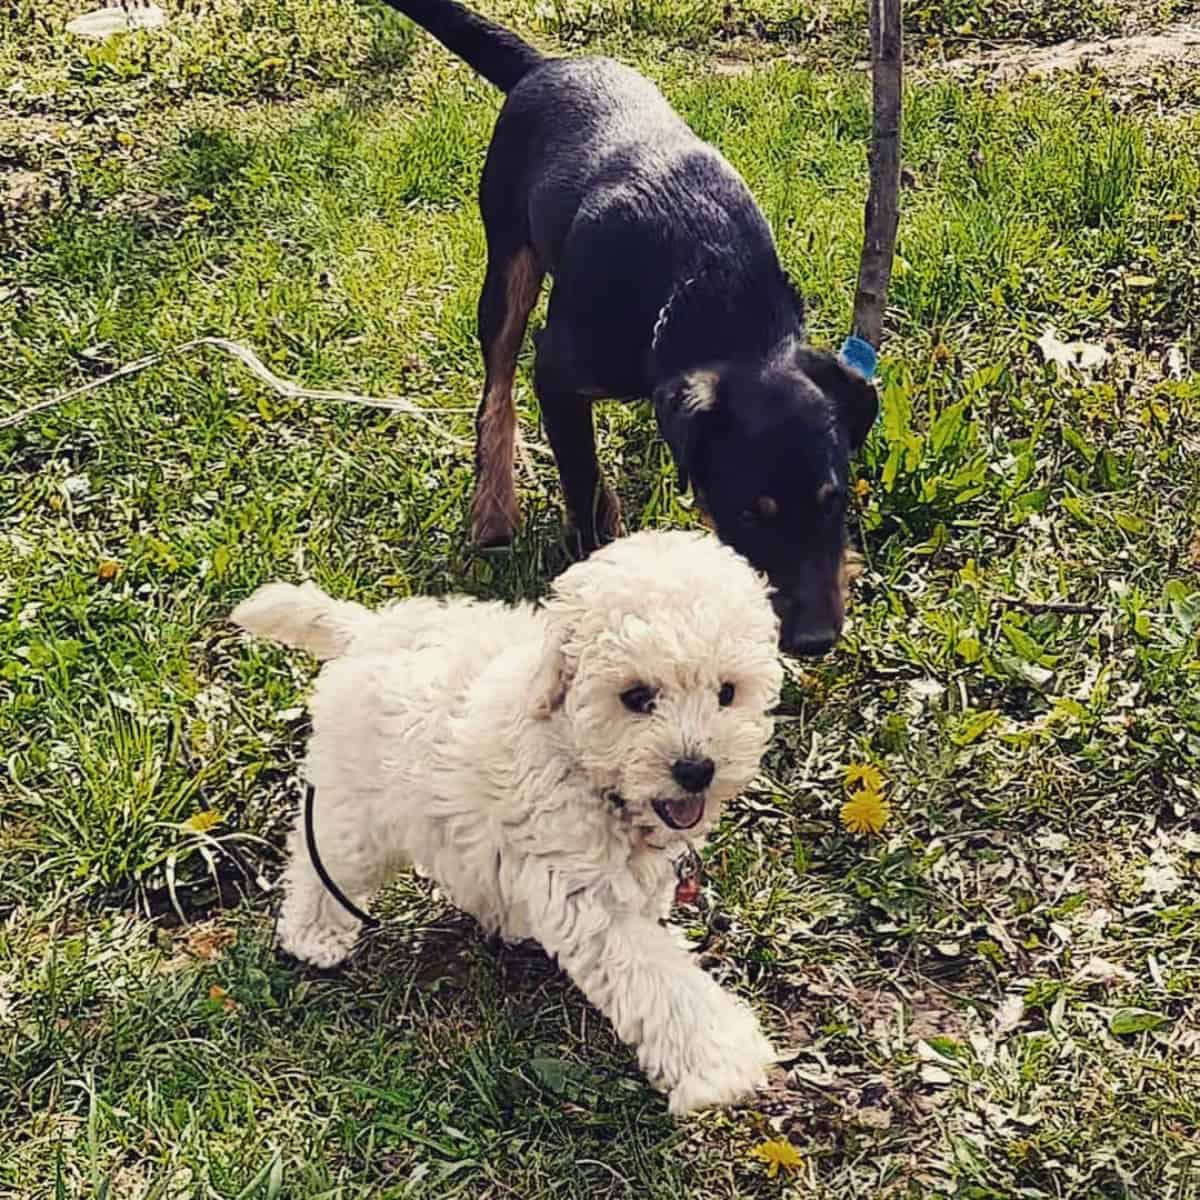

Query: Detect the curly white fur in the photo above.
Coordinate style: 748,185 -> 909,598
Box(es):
231,530 -> 783,1114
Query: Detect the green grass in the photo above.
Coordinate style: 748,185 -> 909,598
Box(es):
3,0 -> 1200,1197
534,0 -> 1200,56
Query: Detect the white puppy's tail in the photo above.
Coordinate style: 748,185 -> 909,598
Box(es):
230,582 -> 371,660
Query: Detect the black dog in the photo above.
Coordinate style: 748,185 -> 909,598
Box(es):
376,0 -> 878,656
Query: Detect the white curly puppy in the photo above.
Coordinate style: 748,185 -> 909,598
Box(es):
231,530 -> 782,1114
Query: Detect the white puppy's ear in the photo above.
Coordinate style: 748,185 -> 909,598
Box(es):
531,625 -> 576,719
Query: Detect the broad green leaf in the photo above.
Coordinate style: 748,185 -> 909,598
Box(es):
904,433 -> 925,473
964,361 -> 1006,393
882,443 -> 903,492
929,400 -> 967,456
1002,623 -> 1043,662
1011,449 -> 1034,492
1052,697 -> 1090,723
925,1035 -> 965,1059
1109,1008 -> 1169,1035
1165,582 -> 1200,633
946,455 -> 988,490
956,635 -> 982,663
880,377 -> 912,444
1096,449 -> 1127,490
1063,496 -> 1093,525
1061,424 -> 1096,462
996,654 -> 1054,689
1011,488 -> 1049,520
953,709 -> 999,746
528,1057 -> 571,1093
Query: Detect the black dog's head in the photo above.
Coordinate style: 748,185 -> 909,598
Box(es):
653,346 -> 877,658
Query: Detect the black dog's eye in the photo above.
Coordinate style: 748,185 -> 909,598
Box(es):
620,684 -> 658,714
740,495 -> 778,527
816,480 -> 844,513
718,682 -> 735,707
817,482 -> 846,514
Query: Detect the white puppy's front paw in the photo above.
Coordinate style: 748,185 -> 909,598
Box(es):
278,921 -> 360,969
666,1011 -> 775,1115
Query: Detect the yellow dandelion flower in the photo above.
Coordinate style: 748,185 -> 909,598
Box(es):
182,809 -> 223,834
840,789 -> 890,835
853,477 -> 871,501
749,1137 -> 803,1179
843,762 -> 885,794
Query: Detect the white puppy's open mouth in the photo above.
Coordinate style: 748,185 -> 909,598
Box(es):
652,794 -> 706,831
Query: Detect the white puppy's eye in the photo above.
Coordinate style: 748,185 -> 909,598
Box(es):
620,684 -> 658,714
718,682 -> 735,707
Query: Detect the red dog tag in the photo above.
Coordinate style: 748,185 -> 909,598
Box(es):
673,846 -> 702,906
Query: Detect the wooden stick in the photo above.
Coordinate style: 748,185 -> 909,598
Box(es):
851,0 -> 903,350
992,594 -> 1103,617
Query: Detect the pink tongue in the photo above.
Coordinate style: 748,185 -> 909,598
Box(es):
665,795 -> 705,829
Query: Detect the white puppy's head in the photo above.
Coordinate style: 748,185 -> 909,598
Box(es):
533,530 -> 783,846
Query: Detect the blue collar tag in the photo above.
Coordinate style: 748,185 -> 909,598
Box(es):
838,335 -> 878,383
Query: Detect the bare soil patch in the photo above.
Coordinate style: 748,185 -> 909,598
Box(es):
941,19 -> 1200,81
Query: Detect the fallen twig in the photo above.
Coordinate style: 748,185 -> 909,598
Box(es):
992,593 -> 1103,616
0,336 -> 473,444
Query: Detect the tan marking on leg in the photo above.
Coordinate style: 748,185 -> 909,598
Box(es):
595,482 -> 623,543
471,248 -> 543,547
840,546 -> 864,612
693,488 -> 715,532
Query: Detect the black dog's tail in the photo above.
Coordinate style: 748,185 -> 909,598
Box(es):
379,0 -> 547,92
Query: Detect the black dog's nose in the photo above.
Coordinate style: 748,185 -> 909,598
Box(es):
782,628 -> 838,659
671,757 -> 715,794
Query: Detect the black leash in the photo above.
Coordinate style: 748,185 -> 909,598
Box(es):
303,782 -> 380,929
304,781 -> 700,929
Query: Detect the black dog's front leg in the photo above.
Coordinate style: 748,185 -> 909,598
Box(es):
535,342 -> 622,555
539,391 -> 622,555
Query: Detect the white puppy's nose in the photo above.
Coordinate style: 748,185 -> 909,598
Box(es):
671,757 -> 714,794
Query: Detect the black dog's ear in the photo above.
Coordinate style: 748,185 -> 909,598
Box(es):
794,347 -> 879,451
652,369 -> 722,493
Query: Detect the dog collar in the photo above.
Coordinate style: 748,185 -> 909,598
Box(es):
650,273 -> 702,355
